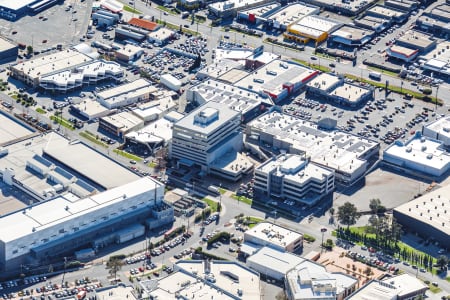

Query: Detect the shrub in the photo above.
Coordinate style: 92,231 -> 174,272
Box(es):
207,232 -> 230,246
423,88 -> 432,95
303,234 -> 316,243
110,254 -> 126,261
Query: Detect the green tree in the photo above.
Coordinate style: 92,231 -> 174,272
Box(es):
106,258 -> 124,283
436,255 -> 449,271
337,202 -> 360,229
275,291 -> 288,300
369,198 -> 382,214
423,88 -> 432,95
26,45 -> 33,55
329,207 -> 335,215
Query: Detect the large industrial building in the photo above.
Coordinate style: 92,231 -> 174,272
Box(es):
254,154 -> 335,207
306,73 -> 374,107
384,0 -> 418,12
128,18 -> 160,32
348,274 -> 428,300
0,132 -> 140,193
0,0 -> 61,20
396,30 -> 436,53
246,247 -> 305,281
10,49 -> 123,92
141,260 -> 262,299
366,5 -> 409,24
96,79 -> 156,109
284,15 -> 342,45
383,132 -> 450,177
387,30 -> 436,62
246,110 -> 380,184
115,44 -> 144,62
0,111 -> 36,146
328,25 -> 375,48
419,41 -> 450,77
285,257 -> 358,300
354,15 -> 390,33
422,116 -> 450,148
235,59 -> 319,103
301,0 -> 375,16
393,184 -> 449,247
69,99 -> 110,121
244,222 -> 303,253
196,59 -> 246,82
99,111 -> 144,138
213,47 -> 279,70
170,102 -> 253,181
416,3 -> 450,36
208,0 -> 272,18
0,176 -> 172,273
0,37 -> 18,62
237,3 -> 281,26
186,79 -> 273,123
100,0 -> 123,13
386,45 -> 419,62
265,3 -> 320,30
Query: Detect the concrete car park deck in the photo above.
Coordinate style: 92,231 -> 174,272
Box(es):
0,111 -> 35,145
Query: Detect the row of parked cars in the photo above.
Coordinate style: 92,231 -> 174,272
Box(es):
173,248 -> 193,259
150,234 -> 191,257
129,262 -> 157,276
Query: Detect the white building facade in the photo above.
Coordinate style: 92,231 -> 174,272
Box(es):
254,154 -> 335,207
0,177 -> 172,274
243,222 -> 303,252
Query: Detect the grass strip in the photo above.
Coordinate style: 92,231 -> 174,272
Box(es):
123,5 -> 142,14
291,58 -> 331,73
231,194 -> 253,205
50,115 -> 74,131
157,5 -> 178,15
113,149 -> 142,162
344,74 -> 441,104
203,197 -> 219,213
36,107 -> 46,114
367,66 -> 399,77
79,131 -> 108,148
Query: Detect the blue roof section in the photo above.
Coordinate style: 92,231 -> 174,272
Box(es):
54,166 -> 75,180
32,154 -> 53,168
75,179 -> 96,193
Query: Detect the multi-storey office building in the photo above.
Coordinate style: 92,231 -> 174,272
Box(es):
170,102 -> 243,175
254,154 -> 335,206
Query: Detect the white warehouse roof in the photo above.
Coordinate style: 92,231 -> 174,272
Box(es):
0,177 -> 161,243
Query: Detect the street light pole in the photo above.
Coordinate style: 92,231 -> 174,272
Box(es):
321,228 -> 327,253
219,183 -> 222,213
60,257 -> 67,289
435,85 -> 439,113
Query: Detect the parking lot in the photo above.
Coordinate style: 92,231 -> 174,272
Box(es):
286,86 -> 439,150
0,0 -> 91,54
